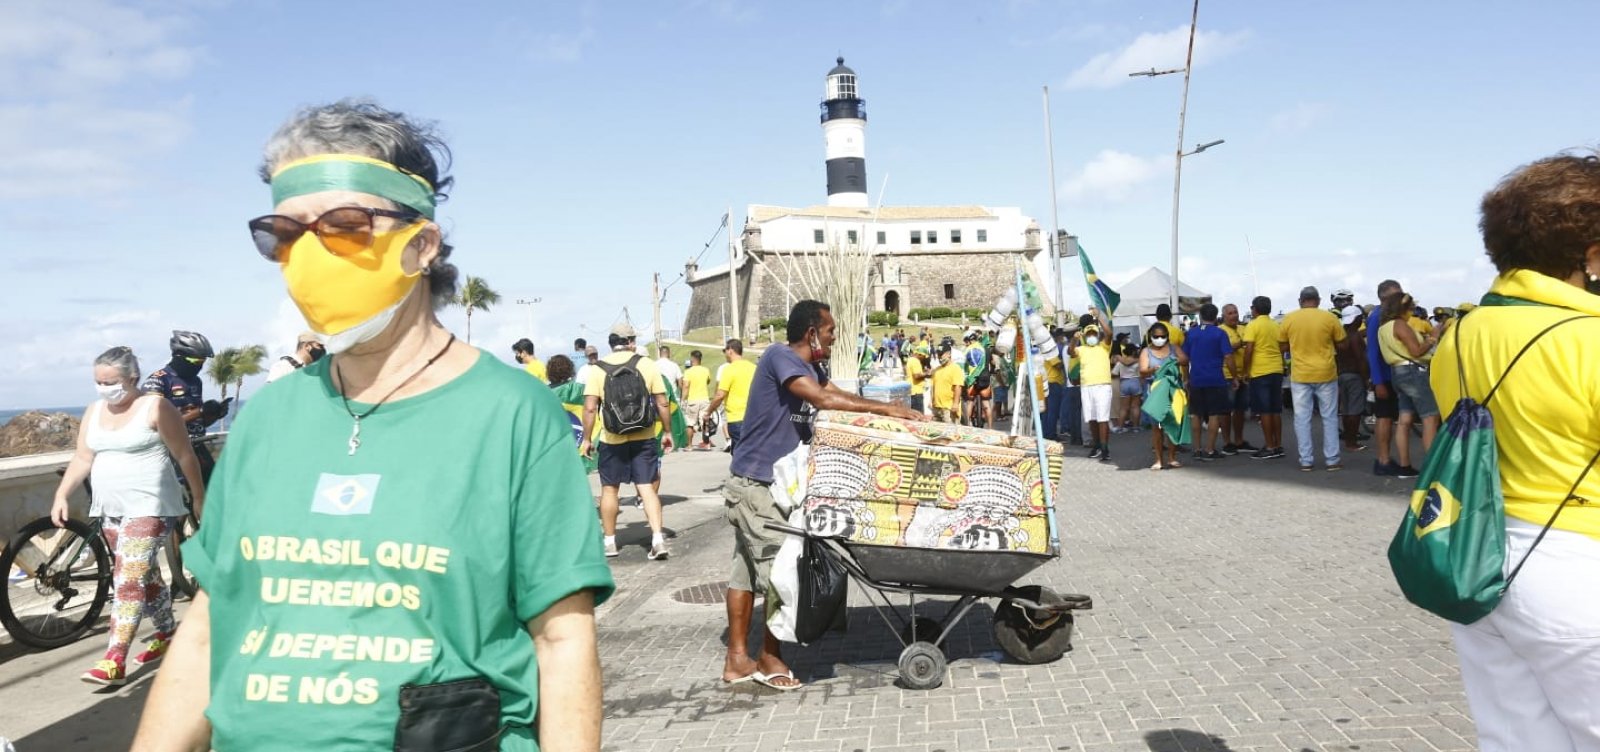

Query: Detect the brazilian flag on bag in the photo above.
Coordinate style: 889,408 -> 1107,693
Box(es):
1385,395 -> 1507,624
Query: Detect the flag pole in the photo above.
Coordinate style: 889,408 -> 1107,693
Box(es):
1043,86 -> 1064,325
1015,259 -> 1060,552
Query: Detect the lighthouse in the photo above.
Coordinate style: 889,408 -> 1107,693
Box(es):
821,57 -> 868,208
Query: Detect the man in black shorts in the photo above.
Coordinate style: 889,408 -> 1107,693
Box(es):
1182,303 -> 1235,461
1367,279 -> 1408,476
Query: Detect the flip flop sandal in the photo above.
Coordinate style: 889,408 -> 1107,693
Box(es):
753,670 -> 804,692
722,672 -> 758,685
1149,462 -> 1164,471
1167,460 -> 1183,468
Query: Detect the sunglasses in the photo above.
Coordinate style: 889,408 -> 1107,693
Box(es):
183,356 -> 205,365
248,206 -> 422,262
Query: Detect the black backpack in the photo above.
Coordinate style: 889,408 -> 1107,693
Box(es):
596,354 -> 654,435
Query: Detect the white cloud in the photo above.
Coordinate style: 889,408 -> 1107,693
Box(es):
1060,149 -> 1171,202
0,0 -> 203,202
1270,102 -> 1332,133
1064,25 -> 1249,90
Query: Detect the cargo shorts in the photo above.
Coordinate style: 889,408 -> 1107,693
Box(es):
723,474 -> 788,593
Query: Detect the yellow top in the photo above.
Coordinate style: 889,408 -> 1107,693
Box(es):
1431,269 -> 1600,540
1279,308 -> 1346,383
1378,319 -> 1431,366
583,351 -> 667,444
683,364 -> 711,402
931,361 -> 963,409
522,359 -> 548,383
1076,342 -> 1113,386
1043,348 -> 1066,386
716,358 -> 758,422
906,357 -> 927,394
1164,324 -> 1186,351
1407,316 -> 1433,338
1222,324 -> 1245,379
1241,316 -> 1284,378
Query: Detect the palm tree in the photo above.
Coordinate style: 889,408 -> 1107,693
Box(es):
452,275 -> 501,343
205,346 -> 267,427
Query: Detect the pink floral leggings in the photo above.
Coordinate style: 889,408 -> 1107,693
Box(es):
102,516 -> 177,661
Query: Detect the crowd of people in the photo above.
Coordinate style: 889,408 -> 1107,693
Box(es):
23,96 -> 1588,751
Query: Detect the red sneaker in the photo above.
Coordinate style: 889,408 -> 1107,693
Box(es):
132,632 -> 174,666
82,659 -> 126,686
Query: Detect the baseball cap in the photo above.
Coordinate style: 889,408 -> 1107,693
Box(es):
609,322 -> 636,338
296,331 -> 321,345
1299,286 -> 1321,301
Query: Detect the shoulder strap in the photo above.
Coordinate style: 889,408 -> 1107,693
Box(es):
1474,313 -> 1593,406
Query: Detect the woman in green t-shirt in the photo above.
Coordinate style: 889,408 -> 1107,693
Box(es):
133,101 -> 614,752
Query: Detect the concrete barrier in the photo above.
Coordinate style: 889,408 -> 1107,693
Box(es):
0,435 -> 225,546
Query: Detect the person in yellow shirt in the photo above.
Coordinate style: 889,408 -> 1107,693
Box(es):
1428,153 -> 1600,750
1279,287 -> 1347,471
580,323 -> 673,559
1241,296 -> 1286,458
930,345 -> 963,423
906,349 -> 930,415
1068,318 -> 1114,462
706,339 -> 757,449
1156,303 -> 1186,350
681,350 -> 714,450
1219,303 -> 1255,454
512,338 -> 547,383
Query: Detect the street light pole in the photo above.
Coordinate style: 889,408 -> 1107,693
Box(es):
1042,86 -> 1065,325
1168,0 -> 1200,314
516,297 -> 541,338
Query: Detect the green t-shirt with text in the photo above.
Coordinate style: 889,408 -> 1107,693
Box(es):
185,351 -> 614,751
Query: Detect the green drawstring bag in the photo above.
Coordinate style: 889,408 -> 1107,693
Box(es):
1387,306 -> 1597,624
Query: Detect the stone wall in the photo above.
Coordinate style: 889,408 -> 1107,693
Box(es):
681,260 -> 758,339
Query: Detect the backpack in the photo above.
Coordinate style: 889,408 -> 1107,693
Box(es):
1387,302 -> 1599,624
596,354 -> 654,435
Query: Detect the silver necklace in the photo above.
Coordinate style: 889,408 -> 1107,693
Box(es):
333,334 -> 456,456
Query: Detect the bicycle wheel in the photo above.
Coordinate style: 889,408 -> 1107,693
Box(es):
0,517 -> 113,649
164,514 -> 198,599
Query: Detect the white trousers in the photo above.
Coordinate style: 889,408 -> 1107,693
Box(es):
1452,518 -> 1600,752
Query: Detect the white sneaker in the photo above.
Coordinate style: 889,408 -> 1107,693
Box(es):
647,541 -> 670,561
603,540 -> 619,558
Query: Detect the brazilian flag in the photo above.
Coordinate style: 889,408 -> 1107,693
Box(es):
1078,243 -> 1120,318
1140,358 -> 1191,445
662,379 -> 690,450
551,379 -> 599,474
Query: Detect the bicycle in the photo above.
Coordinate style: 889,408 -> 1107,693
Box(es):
0,480 -> 198,650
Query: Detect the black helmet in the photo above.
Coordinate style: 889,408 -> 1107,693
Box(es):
170,330 -> 214,358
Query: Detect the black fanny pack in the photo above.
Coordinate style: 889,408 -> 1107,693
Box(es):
394,678 -> 503,752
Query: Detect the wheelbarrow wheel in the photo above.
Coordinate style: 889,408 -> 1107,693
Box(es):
994,585 -> 1074,665
900,616 -> 944,647
897,641 -> 946,690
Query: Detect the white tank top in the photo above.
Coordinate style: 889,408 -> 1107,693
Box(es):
86,397 -> 185,519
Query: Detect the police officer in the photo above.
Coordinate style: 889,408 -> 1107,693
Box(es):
143,330 -> 223,482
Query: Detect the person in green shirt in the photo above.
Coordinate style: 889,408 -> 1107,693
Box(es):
133,101 -> 613,752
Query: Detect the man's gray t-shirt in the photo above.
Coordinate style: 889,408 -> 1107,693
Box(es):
731,345 -> 829,483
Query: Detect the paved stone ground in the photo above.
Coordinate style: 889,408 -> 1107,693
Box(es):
0,422 -> 1479,751
596,426 -> 1478,752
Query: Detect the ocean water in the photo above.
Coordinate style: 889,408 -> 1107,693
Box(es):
0,406 -> 86,429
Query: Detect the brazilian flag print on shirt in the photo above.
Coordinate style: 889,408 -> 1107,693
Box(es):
183,351 -> 614,751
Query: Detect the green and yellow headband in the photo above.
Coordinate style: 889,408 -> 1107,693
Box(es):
269,154 -> 436,219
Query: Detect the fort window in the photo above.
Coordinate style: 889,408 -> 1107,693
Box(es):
927,230 -> 938,244
910,231 -> 922,245
876,231 -> 886,244
813,229 -> 825,244
976,229 -> 987,242
943,283 -> 956,300
951,229 -> 962,244
847,230 -> 858,244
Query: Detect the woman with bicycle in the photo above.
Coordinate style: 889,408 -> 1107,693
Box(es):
1430,153 -> 1600,749
133,101 -> 613,752
49,346 -> 206,686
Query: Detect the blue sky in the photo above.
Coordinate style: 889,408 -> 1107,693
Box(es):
5,0 -> 1600,409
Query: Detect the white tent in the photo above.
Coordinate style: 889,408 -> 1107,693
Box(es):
1109,267 -> 1212,332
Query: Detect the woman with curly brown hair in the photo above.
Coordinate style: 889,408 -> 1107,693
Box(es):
1430,152 -> 1600,751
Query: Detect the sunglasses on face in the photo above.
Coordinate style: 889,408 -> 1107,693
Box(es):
248,206 -> 422,262
183,356 -> 205,365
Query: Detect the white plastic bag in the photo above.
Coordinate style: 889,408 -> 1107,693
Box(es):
769,442 -> 811,515
765,508 -> 806,643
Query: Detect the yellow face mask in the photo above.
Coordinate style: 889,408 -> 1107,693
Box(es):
280,221 -> 427,347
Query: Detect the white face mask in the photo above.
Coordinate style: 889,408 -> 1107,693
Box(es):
319,296 -> 406,355
96,382 -> 129,405
1085,337 -> 1100,347
1151,337 -> 1168,347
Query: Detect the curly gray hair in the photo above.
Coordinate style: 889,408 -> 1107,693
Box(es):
259,99 -> 459,309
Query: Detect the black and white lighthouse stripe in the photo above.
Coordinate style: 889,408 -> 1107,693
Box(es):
821,57 -> 868,208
